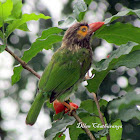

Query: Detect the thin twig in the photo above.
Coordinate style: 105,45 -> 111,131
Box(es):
92,92 -> 110,140
4,45 -> 95,140
92,93 -> 105,125
5,47 -> 41,79
72,111 -> 96,140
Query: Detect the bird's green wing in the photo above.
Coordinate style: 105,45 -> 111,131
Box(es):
38,60 -> 55,90
38,48 -> 82,102
45,61 -> 81,102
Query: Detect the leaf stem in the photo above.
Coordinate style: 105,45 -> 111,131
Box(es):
5,46 -> 41,79
92,92 -> 110,140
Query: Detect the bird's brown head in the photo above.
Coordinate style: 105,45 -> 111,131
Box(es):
63,22 -> 104,48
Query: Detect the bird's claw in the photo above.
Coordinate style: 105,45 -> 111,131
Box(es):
68,106 -> 77,115
62,101 -> 78,115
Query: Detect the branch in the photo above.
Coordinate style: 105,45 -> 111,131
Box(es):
5,47 -> 41,79
93,92 -> 110,140
72,111 -> 96,140
4,46 -> 96,140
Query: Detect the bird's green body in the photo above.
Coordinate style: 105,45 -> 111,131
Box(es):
26,22 -> 104,125
39,46 -> 92,102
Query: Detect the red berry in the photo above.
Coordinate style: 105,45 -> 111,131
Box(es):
70,102 -> 79,109
58,133 -> 63,137
53,100 -> 65,114
107,55 -> 110,58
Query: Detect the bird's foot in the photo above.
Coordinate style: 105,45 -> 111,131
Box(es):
62,102 -> 77,115
69,105 -> 77,115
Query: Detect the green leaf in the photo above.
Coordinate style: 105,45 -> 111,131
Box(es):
78,12 -> 86,22
78,129 -> 108,140
6,13 -> 51,37
95,22 -> 140,45
94,129 -> 108,139
39,27 -> 63,39
0,0 -> 13,27
80,99 -> 108,115
86,42 -> 138,93
58,17 -> 76,29
114,50 -> 140,68
11,65 -> 22,85
78,129 -> 109,140
73,0 -> 87,21
109,120 -> 122,140
11,34 -> 63,85
100,136 -> 107,140
44,115 -> 75,139
53,111 -> 64,120
107,92 -> 140,122
76,108 -> 91,115
77,133 -> 91,140
10,0 -> 22,19
84,0 -> 92,6
21,35 -> 62,63
0,45 -> 6,53
118,106 -> 140,122
105,9 -> 140,24
5,0 -> 22,22
17,23 -> 29,31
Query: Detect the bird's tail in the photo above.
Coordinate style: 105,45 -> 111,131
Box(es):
26,91 -> 46,125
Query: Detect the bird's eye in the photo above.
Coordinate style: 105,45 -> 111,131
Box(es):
77,26 -> 88,37
81,28 -> 86,32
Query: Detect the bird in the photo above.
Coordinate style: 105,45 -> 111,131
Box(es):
26,21 -> 104,125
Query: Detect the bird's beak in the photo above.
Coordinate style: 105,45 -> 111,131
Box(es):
89,22 -> 104,33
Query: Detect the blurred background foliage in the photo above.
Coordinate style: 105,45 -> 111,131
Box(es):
0,0 -> 140,140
